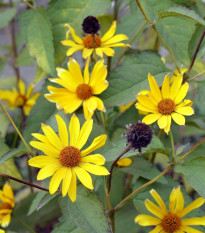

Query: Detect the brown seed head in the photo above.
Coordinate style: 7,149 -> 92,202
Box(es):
59,146 -> 81,167
76,84 -> 92,100
83,34 -> 101,48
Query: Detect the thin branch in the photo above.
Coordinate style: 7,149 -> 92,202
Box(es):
107,145 -> 131,194
184,29 -> 205,81
0,173 -> 49,192
21,0 -> 35,9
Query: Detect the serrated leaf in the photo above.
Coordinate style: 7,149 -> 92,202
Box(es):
58,185 -> 112,233
175,157 -> 205,198
0,148 -> 27,165
103,135 -> 167,162
101,52 -> 168,107
0,8 -> 16,29
47,0 -> 111,65
158,6 -> 205,26
19,7 -> 55,75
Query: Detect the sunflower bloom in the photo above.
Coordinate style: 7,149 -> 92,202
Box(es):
0,79 -> 40,115
135,74 -> 194,133
28,114 -> 109,202
0,182 -> 15,229
135,186 -> 205,233
45,57 -> 108,119
61,21 -> 129,59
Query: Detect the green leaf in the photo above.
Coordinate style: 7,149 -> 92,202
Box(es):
0,8 -> 16,29
47,0 -> 111,65
175,157 -> 205,198
15,47 -> 35,66
19,7 -> 55,75
0,148 -> 27,165
101,52 -> 168,107
158,6 -> 205,26
58,185 -> 112,233
33,66 -> 47,84
103,135 -> 168,162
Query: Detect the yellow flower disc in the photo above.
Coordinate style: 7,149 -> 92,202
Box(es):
59,146 -> 81,167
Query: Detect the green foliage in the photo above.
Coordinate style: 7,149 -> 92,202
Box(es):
0,148 -> 27,165
58,185 -> 112,233
0,8 -> 16,29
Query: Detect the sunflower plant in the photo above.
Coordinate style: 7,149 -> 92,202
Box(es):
1,0 -> 205,232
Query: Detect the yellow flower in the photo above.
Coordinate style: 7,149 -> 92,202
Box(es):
61,21 -> 129,59
45,57 -> 108,119
0,182 -> 15,228
0,229 -> 5,233
170,68 -> 187,83
28,114 -> 109,202
0,79 -> 40,116
135,186 -> 205,233
119,101 -> 135,113
117,158 -> 132,167
135,74 -> 194,133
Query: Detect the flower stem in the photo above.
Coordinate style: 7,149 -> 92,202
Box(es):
187,70 -> 205,82
107,145 -> 131,194
170,129 -> 175,159
13,214 -> 36,233
135,0 -> 180,71
100,111 -> 107,130
181,137 -> 205,160
21,0 -> 35,9
113,21 -> 147,70
0,173 -> 49,192
112,164 -> 173,212
184,29 -> 205,81
0,102 -> 33,156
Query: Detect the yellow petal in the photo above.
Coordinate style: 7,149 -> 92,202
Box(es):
67,25 -> 83,44
30,141 -> 59,157
161,75 -> 170,99
175,187 -> 184,212
66,45 -> 84,56
81,134 -> 107,157
182,217 -> 205,226
91,80 -> 108,95
74,166 -> 94,190
142,113 -> 162,124
18,79 -> 25,95
150,189 -> 167,214
62,167 -> 72,197
92,96 -> 106,111
1,214 -> 11,228
56,115 -> 69,147
164,115 -> 171,134
37,163 -> 62,180
149,225 -> 164,233
174,82 -> 189,105
101,34 -> 128,45
61,39 -> 77,46
171,112 -> 185,125
84,56 -> 90,84
134,214 -> 161,226
137,95 -> 158,111
76,118 -> 93,150
31,133 -> 53,146
69,114 -> 80,147
178,197 -> 205,218
95,48 -> 103,57
175,106 -> 194,116
169,186 -> 179,213
157,115 -> 168,129
28,156 -> 58,168
41,123 -> 63,151
135,102 -> 158,113
180,226 -> 204,233
67,58 -> 84,84
145,199 -> 165,219
104,42 -> 129,48
49,167 -> 68,194
80,154 -> 105,165
82,48 -> 93,59
101,21 -> 117,42
68,168 -> 77,202
169,74 -> 183,100
148,74 -> 162,102
101,47 -> 114,57
83,97 -> 98,119
0,182 -> 14,207
117,158 -> 132,167
79,162 -> 109,175
26,83 -> 34,98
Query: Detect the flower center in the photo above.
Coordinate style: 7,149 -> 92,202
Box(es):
83,34 -> 101,48
59,146 -> 81,167
0,202 -> 12,210
161,213 -> 181,232
158,98 -> 175,114
76,84 -> 92,100
15,94 -> 27,107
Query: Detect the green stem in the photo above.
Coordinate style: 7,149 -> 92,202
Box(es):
170,129 -> 175,159
0,102 -> 33,155
21,0 -> 35,9
113,21 -> 147,70
187,70 -> 205,82
113,164 -> 173,212
100,111 -> 107,130
135,0 -> 180,71
13,214 -> 36,233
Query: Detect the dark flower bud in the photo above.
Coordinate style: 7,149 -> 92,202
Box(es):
124,122 -> 153,153
82,16 -> 101,34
